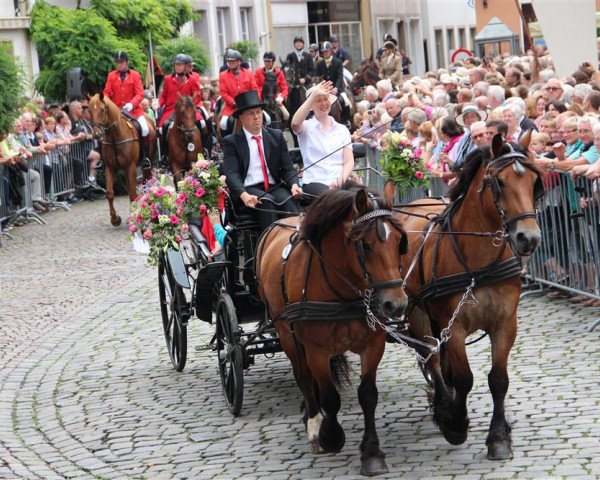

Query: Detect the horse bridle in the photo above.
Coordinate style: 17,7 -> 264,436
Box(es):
90,106 -> 118,139
478,150 -> 543,235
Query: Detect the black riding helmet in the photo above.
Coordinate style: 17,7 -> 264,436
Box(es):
308,43 -> 318,52
263,51 -> 276,61
182,54 -> 193,65
173,53 -> 187,64
115,51 -> 129,62
226,49 -> 242,61
294,36 -> 304,44
329,35 -> 339,43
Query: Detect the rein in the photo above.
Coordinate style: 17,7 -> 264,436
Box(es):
92,105 -> 137,147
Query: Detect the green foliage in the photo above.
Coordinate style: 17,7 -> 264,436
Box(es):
90,0 -> 196,46
31,1 -> 143,101
229,40 -> 259,62
156,36 -> 211,76
0,43 -> 25,134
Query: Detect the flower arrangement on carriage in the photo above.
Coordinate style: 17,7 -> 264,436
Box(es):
128,156 -> 224,265
380,131 -> 431,195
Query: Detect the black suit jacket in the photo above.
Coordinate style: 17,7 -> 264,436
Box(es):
315,56 -> 344,92
285,51 -> 313,83
222,127 -> 299,201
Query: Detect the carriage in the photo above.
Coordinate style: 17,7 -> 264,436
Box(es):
155,132 -> 544,475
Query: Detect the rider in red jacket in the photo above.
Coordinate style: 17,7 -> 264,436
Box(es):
103,51 -> 151,168
254,51 -> 288,106
153,54 -> 202,129
218,49 -> 258,136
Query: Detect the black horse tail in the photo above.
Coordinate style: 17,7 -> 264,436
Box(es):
330,354 -> 352,390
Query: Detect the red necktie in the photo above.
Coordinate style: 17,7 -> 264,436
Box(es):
252,135 -> 270,191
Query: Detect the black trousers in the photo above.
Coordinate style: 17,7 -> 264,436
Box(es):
243,184 -> 301,232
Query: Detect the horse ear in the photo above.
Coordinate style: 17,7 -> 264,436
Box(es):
491,133 -> 503,159
519,129 -> 532,149
354,188 -> 370,216
384,180 -> 396,206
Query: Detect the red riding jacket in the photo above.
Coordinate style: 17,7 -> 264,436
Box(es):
254,67 -> 289,101
219,68 -> 258,116
188,71 -> 203,107
157,73 -> 201,127
103,69 -> 145,118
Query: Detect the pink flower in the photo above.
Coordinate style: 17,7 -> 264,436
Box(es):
143,229 -> 153,239
176,208 -> 183,216
181,223 -> 189,234
170,215 -> 180,225
140,201 -> 148,208
191,179 -> 200,188
424,162 -> 433,172
199,204 -> 207,214
195,188 -> 205,198
129,224 -> 137,233
415,171 -> 424,180
195,159 -> 210,170
175,193 -> 187,205
151,211 -> 159,220
176,235 -> 183,243
136,214 -> 143,223
150,203 -> 157,211
155,187 -> 165,197
413,148 -> 422,158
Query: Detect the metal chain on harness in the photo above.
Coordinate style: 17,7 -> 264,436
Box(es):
439,278 -> 479,345
363,288 -> 378,331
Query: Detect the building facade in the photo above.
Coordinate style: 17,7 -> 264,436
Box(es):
184,0 -> 271,78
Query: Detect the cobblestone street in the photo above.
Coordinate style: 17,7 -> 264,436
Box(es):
1,198 -> 599,480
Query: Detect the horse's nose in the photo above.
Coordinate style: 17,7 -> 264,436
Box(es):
515,229 -> 541,255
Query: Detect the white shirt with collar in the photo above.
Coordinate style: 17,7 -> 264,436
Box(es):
242,128 -> 276,188
298,116 -> 351,186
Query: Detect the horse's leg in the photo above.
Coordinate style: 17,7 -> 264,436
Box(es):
304,347 -> 345,453
123,152 -> 139,203
486,312 -> 517,460
104,165 -> 121,227
357,333 -> 388,476
277,325 -> 323,453
436,332 -> 473,446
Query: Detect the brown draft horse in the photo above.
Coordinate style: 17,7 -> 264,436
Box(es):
167,93 -> 202,184
88,93 -> 156,226
399,135 -> 543,460
256,183 -> 409,476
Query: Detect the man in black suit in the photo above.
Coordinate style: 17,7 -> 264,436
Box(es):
285,36 -> 313,87
222,90 -> 303,231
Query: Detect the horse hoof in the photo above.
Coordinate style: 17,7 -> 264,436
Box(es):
442,429 -> 468,445
309,438 -> 324,454
487,441 -> 513,460
111,216 -> 122,227
360,456 -> 388,476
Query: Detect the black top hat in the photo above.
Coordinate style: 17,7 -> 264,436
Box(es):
232,90 -> 267,118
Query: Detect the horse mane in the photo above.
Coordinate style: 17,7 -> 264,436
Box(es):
91,94 -> 121,121
300,181 -> 395,246
447,142 -> 541,202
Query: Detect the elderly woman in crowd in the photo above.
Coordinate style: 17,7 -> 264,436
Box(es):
291,81 -> 353,197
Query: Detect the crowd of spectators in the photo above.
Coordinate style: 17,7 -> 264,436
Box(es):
1,98 -> 100,229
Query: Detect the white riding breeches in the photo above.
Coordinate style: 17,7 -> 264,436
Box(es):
220,115 -> 229,130
136,114 -> 149,136
340,92 -> 350,107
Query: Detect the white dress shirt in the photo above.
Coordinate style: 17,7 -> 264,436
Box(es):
298,117 -> 351,185
242,128 -> 276,188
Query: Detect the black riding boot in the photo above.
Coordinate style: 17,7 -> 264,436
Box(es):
141,136 -> 151,170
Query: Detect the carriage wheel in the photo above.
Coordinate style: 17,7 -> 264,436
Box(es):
216,293 -> 244,416
158,257 -> 188,371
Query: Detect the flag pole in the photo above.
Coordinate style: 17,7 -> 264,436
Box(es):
148,31 -> 162,165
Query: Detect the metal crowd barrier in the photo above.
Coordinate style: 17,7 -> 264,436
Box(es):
366,147 -> 599,330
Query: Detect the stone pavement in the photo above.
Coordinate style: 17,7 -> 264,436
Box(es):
1,197 -> 599,480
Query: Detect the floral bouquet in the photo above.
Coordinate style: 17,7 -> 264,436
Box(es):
380,131 -> 431,194
176,156 -> 224,223
128,176 -> 182,266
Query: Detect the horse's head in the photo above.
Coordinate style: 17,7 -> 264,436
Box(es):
301,182 -> 409,316
87,93 -> 115,139
479,134 -> 543,255
349,57 -> 380,92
